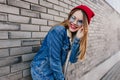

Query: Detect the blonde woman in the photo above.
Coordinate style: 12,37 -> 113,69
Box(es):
31,4 -> 95,80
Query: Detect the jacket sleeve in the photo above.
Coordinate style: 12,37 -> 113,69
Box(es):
47,27 -> 65,80
69,37 -> 80,63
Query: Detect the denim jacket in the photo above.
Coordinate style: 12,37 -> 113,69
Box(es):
31,25 -> 80,80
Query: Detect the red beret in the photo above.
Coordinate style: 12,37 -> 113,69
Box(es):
72,5 -> 95,24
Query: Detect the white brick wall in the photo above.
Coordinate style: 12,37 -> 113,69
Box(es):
0,4 -> 19,14
0,0 -> 120,80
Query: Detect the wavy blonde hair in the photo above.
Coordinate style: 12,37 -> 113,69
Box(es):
60,9 -> 88,60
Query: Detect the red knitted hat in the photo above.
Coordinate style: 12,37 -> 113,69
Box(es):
72,5 -> 95,24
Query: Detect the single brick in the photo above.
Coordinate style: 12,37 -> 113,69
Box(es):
0,22 -> 20,31
54,16 -> 64,22
0,71 -> 22,80
10,46 -> 32,56
31,18 -> 47,25
22,53 -> 36,62
0,31 -> 8,39
8,0 -> 30,9
21,9 -> 39,18
21,24 -> 39,31
60,12 -> 68,18
59,1 -> 68,8
21,39 -> 40,46
40,26 -> 51,31
32,32 -> 47,38
24,0 -> 38,4
48,20 -> 59,26
0,49 -> 9,58
40,13 -> 54,20
0,4 -> 19,14
0,56 -> 22,67
53,5 -> 64,12
8,14 -> 30,23
0,40 -> 21,48
39,0 -> 53,8
0,66 -> 10,76
48,9 -> 59,16
0,13 -> 7,21
11,62 -> 30,72
9,31 -> 31,39
47,0 -> 59,5
0,0 -> 6,3
23,68 -> 30,77
31,4 -> 46,12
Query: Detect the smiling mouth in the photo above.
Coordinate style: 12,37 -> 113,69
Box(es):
70,24 -> 77,29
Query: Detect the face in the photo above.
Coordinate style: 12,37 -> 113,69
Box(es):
69,10 -> 83,32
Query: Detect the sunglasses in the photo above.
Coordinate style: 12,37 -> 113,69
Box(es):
69,16 -> 83,27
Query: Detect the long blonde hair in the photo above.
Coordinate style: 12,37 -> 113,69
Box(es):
60,9 -> 88,60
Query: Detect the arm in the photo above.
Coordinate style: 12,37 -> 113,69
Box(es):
69,37 -> 80,63
47,27 -> 65,80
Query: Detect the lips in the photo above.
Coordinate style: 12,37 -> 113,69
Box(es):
70,24 -> 77,29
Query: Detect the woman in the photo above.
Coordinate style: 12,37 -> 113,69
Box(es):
31,5 -> 95,80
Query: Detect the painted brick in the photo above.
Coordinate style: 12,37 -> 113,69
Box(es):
0,4 -> 19,14
20,24 -> 39,31
41,13 -> 54,20
64,8 -> 70,14
0,56 -> 21,67
9,31 -> 31,39
72,2 -> 78,7
31,4 -> 46,12
21,9 -> 39,18
0,31 -> 8,39
0,71 -> 22,80
60,12 -> 68,18
48,9 -> 59,16
0,49 -> 9,57
20,76 -> 32,80
0,66 -> 10,76
23,69 -> 30,77
0,40 -> 21,48
47,0 -> 59,5
11,62 -> 30,72
22,53 -> 36,62
53,5 -> 64,12
24,0 -> 38,4
0,13 -> 7,21
32,32 -> 47,38
31,18 -> 47,25
54,16 -> 64,22
10,46 -> 32,56
8,0 -> 30,9
40,26 -> 51,31
0,22 -> 20,31
59,1 -> 69,8
48,20 -> 59,26
21,39 -> 40,46
0,0 -> 6,3
39,0 -> 53,8
63,0 -> 72,5
8,14 -> 30,23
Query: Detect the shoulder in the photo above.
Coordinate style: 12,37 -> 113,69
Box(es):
50,25 -> 66,35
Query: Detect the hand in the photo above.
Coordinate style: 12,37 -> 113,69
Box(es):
76,26 -> 84,39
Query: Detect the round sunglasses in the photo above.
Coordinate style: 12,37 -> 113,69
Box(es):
69,16 -> 83,27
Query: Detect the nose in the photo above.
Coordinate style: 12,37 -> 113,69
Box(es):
72,20 -> 77,25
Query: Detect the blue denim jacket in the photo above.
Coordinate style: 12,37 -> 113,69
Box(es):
31,25 -> 80,80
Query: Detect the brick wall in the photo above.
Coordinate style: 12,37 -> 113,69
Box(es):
0,0 -> 120,80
